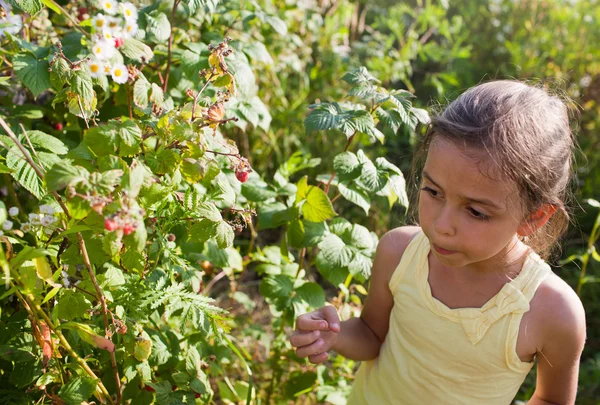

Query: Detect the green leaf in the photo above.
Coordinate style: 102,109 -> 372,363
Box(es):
122,162 -> 147,199
259,275 -> 294,301
287,219 -> 304,249
189,219 -> 218,244
150,83 -> 164,107
146,11 -> 171,43
84,125 -> 118,156
7,148 -> 60,199
27,130 -> 68,154
0,201 -> 6,224
71,69 -> 96,116
121,38 -> 154,63
296,282 -> 325,308
411,107 -> 430,124
58,376 -> 97,405
45,161 -> 90,191
338,183 -> 371,214
121,249 -> 144,272
242,180 -> 277,202
389,174 -> 409,209
146,148 -> 181,175
215,221 -> 234,249
243,41 -> 273,64
54,290 -> 91,320
117,120 -> 142,156
304,103 -> 342,133
296,177 -> 336,223
196,202 -> 222,222
333,152 -> 361,180
12,53 -> 51,97
348,252 -> 372,279
342,66 -> 380,85
11,0 -> 44,14
317,234 -> 353,268
389,93 -> 412,124
133,76 -> 151,108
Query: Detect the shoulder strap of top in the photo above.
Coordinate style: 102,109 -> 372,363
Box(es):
510,250 -> 552,301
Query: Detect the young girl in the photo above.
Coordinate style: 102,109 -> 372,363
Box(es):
290,81 -> 586,404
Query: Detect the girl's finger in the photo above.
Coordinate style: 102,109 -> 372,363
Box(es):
309,352 -> 328,364
295,338 -> 326,358
290,330 -> 320,348
295,314 -> 329,331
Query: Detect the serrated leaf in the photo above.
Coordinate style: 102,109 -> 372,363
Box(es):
84,124 -> 118,156
296,177 -> 336,222
215,221 -> 234,249
338,183 -> 370,214
348,252 -> 372,279
411,107 -> 430,124
11,0 -> 44,14
389,93 -> 412,124
304,103 -> 341,133
55,290 -> 91,320
71,69 -> 96,115
27,130 -> 68,154
196,202 -> 222,221
189,219 -> 218,244
146,148 -> 180,175
295,282 -> 325,308
7,148 -> 60,199
318,234 -> 353,268
259,274 -> 294,301
146,11 -> 171,43
12,53 -> 51,97
45,161 -> 90,191
333,151 -> 361,180
342,66 -> 380,85
133,76 -> 151,108
150,83 -> 164,106
58,376 -> 97,405
121,38 -> 154,63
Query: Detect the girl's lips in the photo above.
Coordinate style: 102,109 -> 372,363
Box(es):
433,244 -> 457,255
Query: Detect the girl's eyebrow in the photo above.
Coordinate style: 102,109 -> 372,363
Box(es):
422,171 -> 503,211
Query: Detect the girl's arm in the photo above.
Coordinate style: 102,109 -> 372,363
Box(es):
335,226 -> 421,359
528,278 -> 586,405
291,226 -> 420,363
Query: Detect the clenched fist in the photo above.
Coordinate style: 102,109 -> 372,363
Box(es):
290,305 -> 341,364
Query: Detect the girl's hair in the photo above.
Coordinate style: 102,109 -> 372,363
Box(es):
410,80 -> 576,260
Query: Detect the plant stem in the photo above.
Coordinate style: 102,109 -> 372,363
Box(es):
325,130 -> 358,194
13,287 -> 114,404
163,0 -> 181,92
47,0 -> 92,38
77,233 -> 122,404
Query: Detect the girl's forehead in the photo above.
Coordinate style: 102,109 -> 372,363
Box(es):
424,138 -> 521,207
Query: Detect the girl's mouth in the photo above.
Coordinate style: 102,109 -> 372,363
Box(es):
433,244 -> 457,255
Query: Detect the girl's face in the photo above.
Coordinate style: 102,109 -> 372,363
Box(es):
418,137 -> 527,272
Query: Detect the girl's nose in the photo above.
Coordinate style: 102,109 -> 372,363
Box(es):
433,205 -> 456,237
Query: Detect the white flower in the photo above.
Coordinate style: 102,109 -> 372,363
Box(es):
101,30 -> 114,41
0,12 -> 23,37
2,220 -> 13,231
8,207 -> 18,217
41,215 -> 57,226
28,213 -> 42,225
106,15 -> 120,31
92,13 -> 107,30
123,21 -> 138,37
111,64 -> 129,84
88,59 -> 105,78
120,2 -> 138,21
103,62 -> 113,75
99,0 -> 118,15
39,204 -> 55,215
91,39 -> 116,60
20,222 -> 32,232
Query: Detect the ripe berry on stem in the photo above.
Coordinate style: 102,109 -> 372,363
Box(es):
122,224 -> 134,235
104,218 -> 118,231
235,171 -> 249,183
54,123 -> 63,131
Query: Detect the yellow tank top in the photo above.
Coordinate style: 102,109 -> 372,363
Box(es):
348,230 -> 551,405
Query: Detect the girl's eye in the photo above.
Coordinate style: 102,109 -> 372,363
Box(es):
468,207 -> 491,221
421,186 -> 439,197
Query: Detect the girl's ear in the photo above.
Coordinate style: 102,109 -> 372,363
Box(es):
517,204 -> 558,237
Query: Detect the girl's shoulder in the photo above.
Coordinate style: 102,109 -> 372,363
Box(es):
373,226 -> 422,284
528,272 -> 586,354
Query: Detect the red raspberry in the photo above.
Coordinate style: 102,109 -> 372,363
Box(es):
235,171 -> 249,183
143,385 -> 155,392
54,123 -> 64,131
195,393 -> 201,398
114,37 -> 124,48
122,224 -> 134,235
104,218 -> 118,231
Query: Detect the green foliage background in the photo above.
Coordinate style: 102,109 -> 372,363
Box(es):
0,0 -> 599,404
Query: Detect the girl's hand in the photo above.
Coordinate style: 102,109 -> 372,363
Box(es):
290,305 -> 341,364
